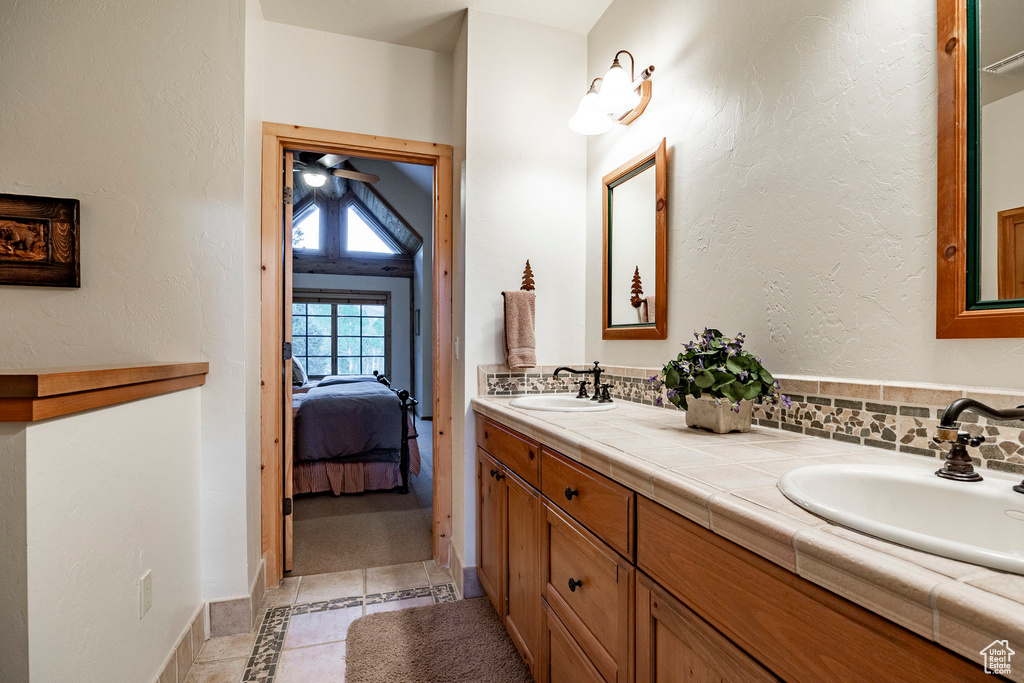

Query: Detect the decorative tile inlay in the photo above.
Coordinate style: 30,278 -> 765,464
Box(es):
482,365 -> 1024,476
241,583 -> 458,683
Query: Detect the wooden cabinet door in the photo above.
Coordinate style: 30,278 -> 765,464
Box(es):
505,469 -> 542,675
636,572 -> 779,683
543,601 -> 606,683
476,446 -> 506,617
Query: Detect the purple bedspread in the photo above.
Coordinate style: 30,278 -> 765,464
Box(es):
294,381 -> 401,462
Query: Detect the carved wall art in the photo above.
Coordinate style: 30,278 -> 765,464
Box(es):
0,193 -> 80,287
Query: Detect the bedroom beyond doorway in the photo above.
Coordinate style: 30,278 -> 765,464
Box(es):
259,123 -> 454,590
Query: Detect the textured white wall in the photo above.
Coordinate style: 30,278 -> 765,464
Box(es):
451,17 -> 470,575
0,0 -> 256,605
261,21 -> 453,145
292,272 -> 414,391
980,88 -> 1024,301
22,390 -> 201,683
585,0 -> 1024,389
243,0 -> 266,596
0,423 -> 29,681
459,10 -> 588,563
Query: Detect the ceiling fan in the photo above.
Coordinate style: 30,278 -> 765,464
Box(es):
293,154 -> 379,187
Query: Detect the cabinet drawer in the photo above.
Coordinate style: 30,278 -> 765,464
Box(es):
476,415 -> 539,487
543,503 -> 633,683
542,600 -> 606,683
636,497 -> 989,683
541,448 -> 635,559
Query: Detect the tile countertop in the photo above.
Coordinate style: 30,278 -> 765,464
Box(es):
471,396 -> 1024,680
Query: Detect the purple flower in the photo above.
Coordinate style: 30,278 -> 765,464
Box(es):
781,395 -> 793,408
666,389 -> 677,398
738,371 -> 749,381
655,396 -> 664,407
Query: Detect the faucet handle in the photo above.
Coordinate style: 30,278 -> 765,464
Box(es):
575,380 -> 590,399
969,434 -> 986,448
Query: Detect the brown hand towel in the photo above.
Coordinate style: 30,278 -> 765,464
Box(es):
641,295 -> 656,323
503,291 -> 536,369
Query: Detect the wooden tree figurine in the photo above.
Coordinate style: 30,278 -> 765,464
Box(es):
630,266 -> 644,307
521,260 -> 535,291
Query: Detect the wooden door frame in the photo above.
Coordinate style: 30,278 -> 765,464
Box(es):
260,122 -> 454,587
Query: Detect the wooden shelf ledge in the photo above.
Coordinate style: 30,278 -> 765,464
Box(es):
0,362 -> 210,422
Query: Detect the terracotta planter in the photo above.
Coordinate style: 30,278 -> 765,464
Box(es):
685,397 -> 753,434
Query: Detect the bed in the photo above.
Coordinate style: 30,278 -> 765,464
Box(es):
291,368 -> 420,496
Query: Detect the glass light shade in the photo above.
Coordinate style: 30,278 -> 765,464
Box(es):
595,61 -> 640,114
303,170 -> 327,187
568,90 -> 613,135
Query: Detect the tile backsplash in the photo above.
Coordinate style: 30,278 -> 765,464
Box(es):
478,364 -> 1024,476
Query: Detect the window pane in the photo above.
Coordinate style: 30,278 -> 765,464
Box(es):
293,207 -> 320,250
292,337 -> 307,357
337,357 -> 361,375
307,316 -> 331,335
347,206 -> 396,254
307,336 -> 331,356
307,303 -> 331,315
307,357 -> 331,376
338,304 -> 360,316
292,316 -> 306,336
362,337 -> 385,356
362,305 -> 385,317
292,303 -> 306,315
362,317 -> 384,336
363,357 -> 385,375
338,317 -> 360,336
337,337 -> 360,356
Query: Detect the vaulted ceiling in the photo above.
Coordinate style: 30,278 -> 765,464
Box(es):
258,0 -> 613,53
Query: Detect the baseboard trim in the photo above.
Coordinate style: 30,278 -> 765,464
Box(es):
451,546 -> 483,600
208,559 -> 266,638
154,602 -> 205,683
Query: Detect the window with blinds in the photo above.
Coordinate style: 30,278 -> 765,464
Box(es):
292,290 -> 390,379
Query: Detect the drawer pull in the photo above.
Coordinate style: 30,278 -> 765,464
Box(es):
568,577 -> 583,592
495,471 -> 506,481
490,468 -> 498,478
564,486 -> 579,501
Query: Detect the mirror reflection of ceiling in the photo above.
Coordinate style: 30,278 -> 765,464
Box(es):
258,0 -> 613,53
980,0 -> 1024,106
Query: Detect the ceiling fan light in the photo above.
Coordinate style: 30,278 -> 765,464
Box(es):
303,170 -> 327,187
569,87 -> 613,135
595,59 -> 640,114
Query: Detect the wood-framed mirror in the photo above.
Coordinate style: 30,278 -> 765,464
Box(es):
602,138 -> 668,340
937,0 -> 1024,337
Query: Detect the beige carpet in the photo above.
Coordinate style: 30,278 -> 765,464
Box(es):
346,598 -> 534,683
290,435 -> 433,576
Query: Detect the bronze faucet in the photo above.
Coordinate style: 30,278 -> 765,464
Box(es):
553,362 -> 608,402
934,398 -> 1024,493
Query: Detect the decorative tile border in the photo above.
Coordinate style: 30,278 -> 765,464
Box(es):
241,583 -> 457,683
479,364 -> 1024,476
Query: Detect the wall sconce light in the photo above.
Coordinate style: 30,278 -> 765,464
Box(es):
569,50 -> 654,135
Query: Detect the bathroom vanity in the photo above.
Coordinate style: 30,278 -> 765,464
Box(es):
471,398 -> 1018,682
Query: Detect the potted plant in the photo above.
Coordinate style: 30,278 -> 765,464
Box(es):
649,328 -> 791,433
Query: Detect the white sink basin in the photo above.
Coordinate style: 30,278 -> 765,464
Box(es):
508,394 -> 618,412
779,464 -> 1024,575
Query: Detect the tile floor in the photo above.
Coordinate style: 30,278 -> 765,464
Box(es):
185,560 -> 456,683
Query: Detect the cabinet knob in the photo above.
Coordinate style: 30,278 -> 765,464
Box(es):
568,577 -> 583,592
564,486 -> 578,501
495,471 -> 505,481
489,469 -> 498,478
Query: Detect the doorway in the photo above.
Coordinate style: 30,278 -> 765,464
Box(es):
260,123 -> 453,588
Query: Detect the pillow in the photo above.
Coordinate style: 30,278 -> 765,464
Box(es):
292,357 -> 308,386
